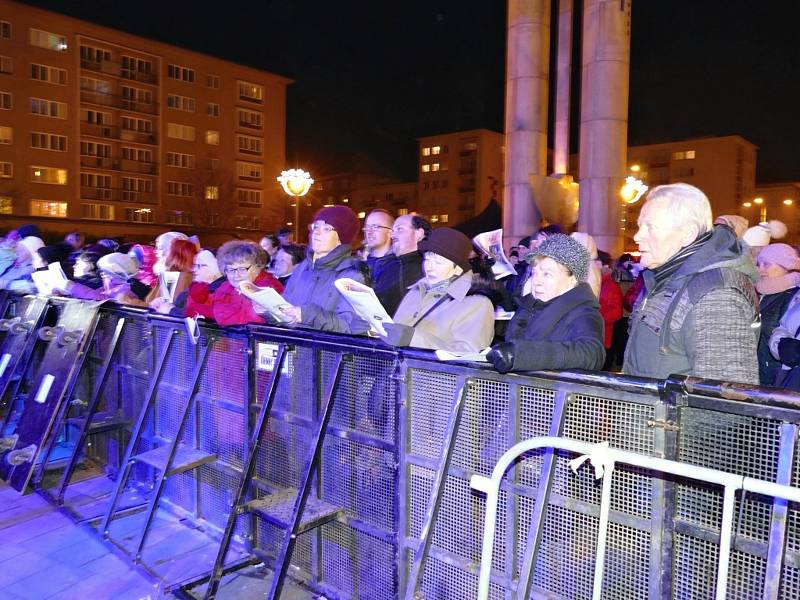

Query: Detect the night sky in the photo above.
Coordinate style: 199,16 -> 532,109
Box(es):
17,0 -> 800,183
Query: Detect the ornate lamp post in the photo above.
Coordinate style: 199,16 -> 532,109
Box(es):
277,169 -> 314,239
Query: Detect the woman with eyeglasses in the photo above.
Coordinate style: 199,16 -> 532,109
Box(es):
279,206 -> 370,334
211,240 -> 283,326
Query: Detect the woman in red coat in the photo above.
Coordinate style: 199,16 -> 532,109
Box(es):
211,240 -> 283,326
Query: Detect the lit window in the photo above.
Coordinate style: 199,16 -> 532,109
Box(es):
30,199 -> 67,217
422,147 -> 431,156
421,164 -> 430,173
357,211 -> 366,218
0,161 -> 11,177
125,207 -> 154,223
206,130 -> 220,145
0,92 -> 11,110
431,163 -> 440,172
0,196 -> 11,214
29,28 -> 68,52
238,81 -> 263,103
30,166 -> 67,185
431,215 -> 439,223
205,186 -> 219,200
440,214 -> 449,223
167,122 -> 195,141
432,145 -> 441,155
398,208 -> 408,216
686,150 -> 696,159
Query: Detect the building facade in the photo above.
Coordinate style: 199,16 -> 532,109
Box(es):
417,129 -> 503,226
0,0 -> 290,242
752,182 -> 800,246
619,135 -> 758,249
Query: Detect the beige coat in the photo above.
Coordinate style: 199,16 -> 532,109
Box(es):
393,272 -> 494,353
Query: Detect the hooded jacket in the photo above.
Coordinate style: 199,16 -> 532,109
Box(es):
505,282 -> 605,372
282,244 -> 369,334
623,225 -> 759,383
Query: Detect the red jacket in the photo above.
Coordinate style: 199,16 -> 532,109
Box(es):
599,272 -> 623,349
211,270 -> 284,326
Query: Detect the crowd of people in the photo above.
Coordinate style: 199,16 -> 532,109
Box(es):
3,181 -> 800,388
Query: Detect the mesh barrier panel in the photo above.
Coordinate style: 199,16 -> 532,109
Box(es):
24,301 -> 800,599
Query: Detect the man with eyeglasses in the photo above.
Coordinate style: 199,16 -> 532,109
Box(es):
368,213 -> 432,316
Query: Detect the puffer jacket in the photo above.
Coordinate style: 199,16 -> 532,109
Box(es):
505,282 -> 605,372
282,244 -> 369,335
624,225 -> 759,383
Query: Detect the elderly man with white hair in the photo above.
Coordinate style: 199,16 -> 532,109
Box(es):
623,183 -> 760,383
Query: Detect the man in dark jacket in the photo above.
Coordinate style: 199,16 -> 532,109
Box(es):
623,183 -> 759,383
370,214 -> 431,316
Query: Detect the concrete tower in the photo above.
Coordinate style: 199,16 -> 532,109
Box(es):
502,0 -> 551,246
577,0 -> 632,255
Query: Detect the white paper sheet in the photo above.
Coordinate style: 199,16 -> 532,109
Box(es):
31,262 -> 70,295
434,348 -> 491,362
239,282 -> 294,323
472,228 -> 516,280
334,278 -> 393,336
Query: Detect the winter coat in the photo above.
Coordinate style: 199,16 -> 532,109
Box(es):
0,259 -> 34,293
768,288 -> 800,381
172,276 -> 226,320
370,251 -> 424,316
393,272 -> 494,353
212,270 -> 283,326
599,272 -> 624,349
758,288 -> 795,385
624,225 -> 759,383
505,282 -> 605,372
282,244 -> 369,335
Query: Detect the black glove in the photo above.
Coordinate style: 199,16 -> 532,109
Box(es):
778,337 -> 800,367
381,323 -> 415,347
487,342 -> 516,373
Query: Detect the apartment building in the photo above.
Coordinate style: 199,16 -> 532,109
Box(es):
752,181 -> 800,245
0,0 -> 290,241
417,129 -> 503,226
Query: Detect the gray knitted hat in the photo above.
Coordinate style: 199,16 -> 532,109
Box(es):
526,233 -> 589,282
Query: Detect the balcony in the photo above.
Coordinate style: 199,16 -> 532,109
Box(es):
80,122 -> 119,139
120,158 -> 157,175
80,59 -> 122,78
120,69 -> 158,85
238,120 -> 262,131
119,129 -> 157,145
120,189 -> 156,204
80,186 -> 116,201
120,98 -> 158,115
80,89 -> 115,107
80,155 -> 113,169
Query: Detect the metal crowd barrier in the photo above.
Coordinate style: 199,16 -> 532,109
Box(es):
0,294 -> 798,599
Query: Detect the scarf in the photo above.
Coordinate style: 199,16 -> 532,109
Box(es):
646,230 -> 713,294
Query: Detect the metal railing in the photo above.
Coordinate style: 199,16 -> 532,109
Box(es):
0,294 -> 797,598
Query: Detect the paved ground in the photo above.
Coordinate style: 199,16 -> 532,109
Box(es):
0,481 -> 318,599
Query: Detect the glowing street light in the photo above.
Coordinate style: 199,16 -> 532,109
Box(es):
620,176 -> 648,205
753,197 -> 764,205
277,169 -> 314,238
784,199 -> 794,206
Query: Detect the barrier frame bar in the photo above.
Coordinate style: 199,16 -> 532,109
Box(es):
471,436 -> 800,600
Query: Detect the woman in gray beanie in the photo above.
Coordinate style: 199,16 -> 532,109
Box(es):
487,234 -> 605,373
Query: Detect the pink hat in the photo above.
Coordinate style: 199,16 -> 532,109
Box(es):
757,243 -> 800,271
312,205 -> 360,244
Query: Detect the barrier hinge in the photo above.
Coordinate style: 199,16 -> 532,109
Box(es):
647,419 -> 679,432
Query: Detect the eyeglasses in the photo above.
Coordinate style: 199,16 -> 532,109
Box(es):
362,224 -> 392,233
224,265 -> 253,276
308,223 -> 335,234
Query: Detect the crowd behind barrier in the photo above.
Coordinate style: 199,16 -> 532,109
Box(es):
2,293 -> 800,598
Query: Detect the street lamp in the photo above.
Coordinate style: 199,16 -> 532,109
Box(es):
277,169 -> 314,239
620,176 -> 648,205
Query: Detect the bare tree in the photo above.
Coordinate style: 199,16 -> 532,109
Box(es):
184,158 -> 237,229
